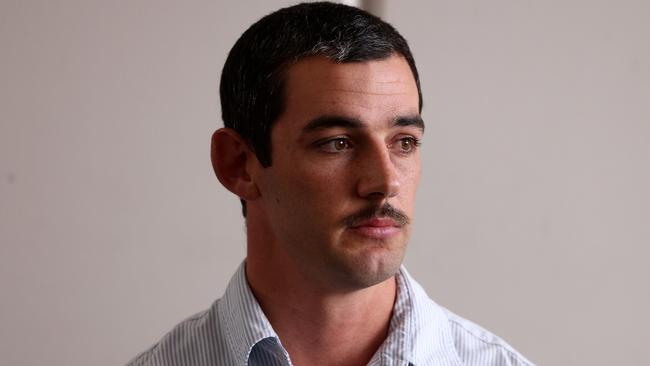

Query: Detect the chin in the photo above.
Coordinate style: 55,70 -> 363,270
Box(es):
330,246 -> 406,290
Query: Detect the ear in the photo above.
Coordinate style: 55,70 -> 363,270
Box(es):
211,128 -> 261,201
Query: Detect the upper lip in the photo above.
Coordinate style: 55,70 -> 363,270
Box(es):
351,217 -> 400,228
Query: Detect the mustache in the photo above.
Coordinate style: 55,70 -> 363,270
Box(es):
342,203 -> 410,228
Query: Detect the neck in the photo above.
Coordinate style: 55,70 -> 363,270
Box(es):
247,262 -> 396,366
245,212 -> 397,366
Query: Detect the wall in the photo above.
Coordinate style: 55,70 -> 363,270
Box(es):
1,1 -> 648,365
388,2 -> 649,364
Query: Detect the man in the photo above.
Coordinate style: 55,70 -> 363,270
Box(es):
128,2 -> 534,365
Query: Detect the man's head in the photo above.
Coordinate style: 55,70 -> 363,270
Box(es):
219,2 -> 422,216
212,2 -> 423,291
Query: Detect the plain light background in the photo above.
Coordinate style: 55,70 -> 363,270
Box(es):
1,1 -> 648,365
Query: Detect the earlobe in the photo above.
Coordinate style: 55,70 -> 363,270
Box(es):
211,128 -> 261,200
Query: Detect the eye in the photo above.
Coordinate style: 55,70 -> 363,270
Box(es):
319,137 -> 352,153
396,136 -> 421,153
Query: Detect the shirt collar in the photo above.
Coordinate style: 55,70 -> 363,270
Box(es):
218,262 -> 289,365
389,267 -> 462,366
218,262 -> 462,366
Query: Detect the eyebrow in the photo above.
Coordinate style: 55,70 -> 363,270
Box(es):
395,115 -> 425,131
302,114 -> 424,133
302,116 -> 363,132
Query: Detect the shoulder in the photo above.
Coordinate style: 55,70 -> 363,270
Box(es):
126,300 -> 228,366
441,306 -> 536,366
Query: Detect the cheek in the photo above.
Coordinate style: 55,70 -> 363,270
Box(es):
272,162 -> 341,206
396,159 -> 421,205
409,164 -> 422,193
295,164 -> 344,199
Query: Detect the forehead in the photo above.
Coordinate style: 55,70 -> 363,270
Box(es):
277,55 -> 420,132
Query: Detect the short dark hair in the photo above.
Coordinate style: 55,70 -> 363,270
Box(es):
219,1 -> 422,216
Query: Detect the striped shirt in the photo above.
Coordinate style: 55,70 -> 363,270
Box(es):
127,263 -> 535,365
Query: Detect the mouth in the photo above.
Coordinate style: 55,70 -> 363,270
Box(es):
349,217 -> 402,240
342,203 -> 410,241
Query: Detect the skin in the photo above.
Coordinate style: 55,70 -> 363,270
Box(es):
212,54 -> 422,366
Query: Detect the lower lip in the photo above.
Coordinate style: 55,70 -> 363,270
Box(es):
349,226 -> 400,240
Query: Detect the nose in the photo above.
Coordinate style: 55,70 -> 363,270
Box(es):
356,143 -> 400,200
